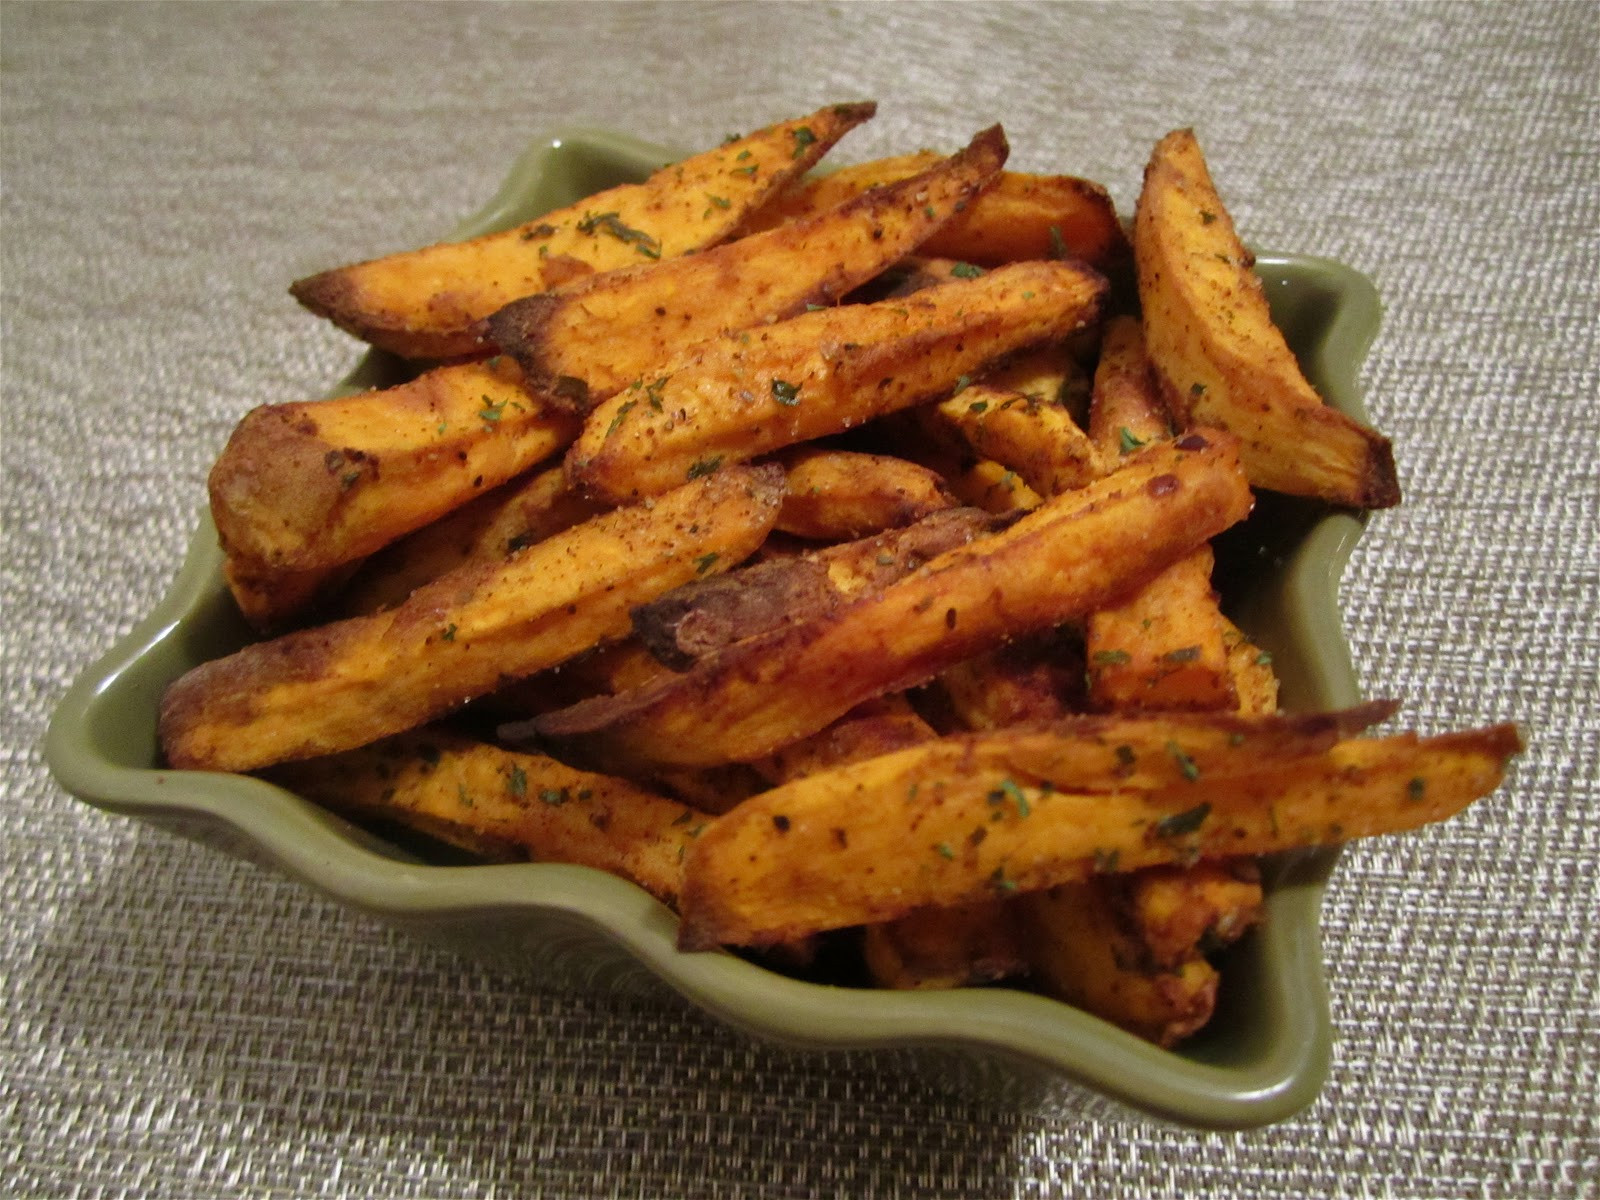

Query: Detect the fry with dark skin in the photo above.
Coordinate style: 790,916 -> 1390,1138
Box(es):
531,433 -> 1253,767
161,464 -> 785,772
290,102 -> 878,358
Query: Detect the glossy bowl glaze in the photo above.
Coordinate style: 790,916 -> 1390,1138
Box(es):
45,129 -> 1382,1129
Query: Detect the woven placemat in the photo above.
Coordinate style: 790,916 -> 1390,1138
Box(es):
4,2 -> 1595,1195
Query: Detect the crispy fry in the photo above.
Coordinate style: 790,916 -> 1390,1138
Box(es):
222,555 -> 358,634
488,126 -> 1010,405
1222,618 -> 1281,715
1085,316 -> 1236,712
1121,859 -> 1264,969
934,628 -> 1086,732
677,717 -> 1520,948
1085,547 -> 1236,712
1134,129 -> 1400,508
862,899 -> 1030,991
564,258 -> 1108,504
622,507 -> 1003,671
209,356 -> 579,573
775,448 -> 955,540
265,729 -> 703,905
339,463 -> 602,615
160,465 -> 785,772
740,152 -> 1129,268
1087,314 -> 1172,452
533,435 -> 1252,768
924,384 -> 1103,499
289,102 -> 878,358
1020,883 -> 1220,1046
750,694 -> 937,786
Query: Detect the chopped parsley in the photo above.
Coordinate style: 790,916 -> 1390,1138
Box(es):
575,211 -> 661,259
1166,740 -> 1202,781
950,262 -> 983,279
686,455 -> 723,480
1118,427 -> 1146,455
1155,802 -> 1211,838
771,378 -> 801,406
791,127 -> 816,158
506,764 -> 527,798
694,552 -> 720,575
604,398 -> 637,438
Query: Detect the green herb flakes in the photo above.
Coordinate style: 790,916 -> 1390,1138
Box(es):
686,455 -> 723,480
1166,740 -> 1202,781
1155,802 -> 1211,838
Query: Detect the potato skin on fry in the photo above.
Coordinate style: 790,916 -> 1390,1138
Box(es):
161,464 -> 785,772
676,720 -> 1520,949
289,102 -> 878,358
1134,128 -> 1400,508
535,434 -> 1253,767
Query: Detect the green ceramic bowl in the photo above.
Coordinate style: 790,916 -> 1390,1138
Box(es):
44,129 -> 1382,1129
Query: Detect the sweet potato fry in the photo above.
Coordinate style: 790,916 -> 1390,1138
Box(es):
933,628 -> 1086,732
862,899 -> 1030,991
1085,316 -> 1236,711
623,507 -> 1003,671
209,356 -> 579,572
750,694 -> 937,786
1222,618 -> 1281,715
160,464 -> 785,772
676,717 -> 1521,948
1134,128 -> 1400,508
566,258 -> 1108,504
488,126 -> 1011,404
1121,859 -> 1264,969
923,384 -> 1103,499
339,463 -> 602,615
265,729 -> 703,905
740,152 -> 1129,268
289,102 -> 877,358
775,448 -> 955,540
222,556 -> 358,634
532,434 -> 1253,767
1020,883 -> 1220,1046
1021,857 -> 1262,1044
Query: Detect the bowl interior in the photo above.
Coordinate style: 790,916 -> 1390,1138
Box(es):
44,129 -> 1382,1128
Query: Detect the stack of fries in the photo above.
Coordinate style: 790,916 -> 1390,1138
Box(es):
158,103 -> 1519,1046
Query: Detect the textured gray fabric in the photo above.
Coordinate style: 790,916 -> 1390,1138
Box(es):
4,1 -> 1597,1195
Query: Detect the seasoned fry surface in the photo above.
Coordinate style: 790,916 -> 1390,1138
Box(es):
162,105 -> 1521,1051
163,465 -> 784,771
1135,128 -> 1400,508
290,102 -> 878,358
